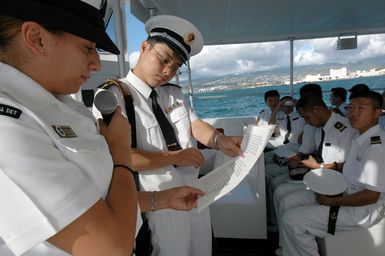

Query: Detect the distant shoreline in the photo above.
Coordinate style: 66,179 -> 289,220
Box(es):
187,73 -> 385,94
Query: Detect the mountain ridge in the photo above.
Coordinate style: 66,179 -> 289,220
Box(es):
181,54 -> 385,89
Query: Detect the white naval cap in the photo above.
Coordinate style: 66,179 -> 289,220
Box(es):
303,168 -> 348,196
145,15 -> 204,62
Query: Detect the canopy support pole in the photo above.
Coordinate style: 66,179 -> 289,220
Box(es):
112,0 -> 129,77
289,37 -> 294,96
186,61 -> 195,109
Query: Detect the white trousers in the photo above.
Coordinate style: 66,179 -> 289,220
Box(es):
273,180 -> 306,246
265,164 -> 288,225
281,190 -> 385,256
147,207 -> 211,256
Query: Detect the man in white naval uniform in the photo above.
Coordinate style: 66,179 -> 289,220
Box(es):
380,89 -> 385,130
264,96 -> 305,227
268,83 -> 323,192
94,15 -> 242,256
273,93 -> 357,255
257,90 -> 281,127
281,90 -> 385,256
265,96 -> 305,152
329,87 -> 348,117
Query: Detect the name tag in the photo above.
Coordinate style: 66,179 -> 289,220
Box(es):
0,104 -> 22,119
165,101 -> 182,113
52,125 -> 77,138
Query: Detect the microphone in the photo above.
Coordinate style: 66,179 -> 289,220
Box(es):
94,90 -> 118,124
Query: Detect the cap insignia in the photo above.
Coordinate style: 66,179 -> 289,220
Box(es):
183,32 -> 195,45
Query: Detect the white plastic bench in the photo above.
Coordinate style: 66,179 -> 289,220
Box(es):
317,218 -> 385,256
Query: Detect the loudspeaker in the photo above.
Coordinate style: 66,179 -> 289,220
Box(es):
336,36 -> 357,50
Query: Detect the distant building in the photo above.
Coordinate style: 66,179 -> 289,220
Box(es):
330,67 -> 347,79
303,74 -> 322,82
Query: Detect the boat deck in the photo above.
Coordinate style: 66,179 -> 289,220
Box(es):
213,233 -> 279,256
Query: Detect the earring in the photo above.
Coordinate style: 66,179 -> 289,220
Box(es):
40,49 -> 45,54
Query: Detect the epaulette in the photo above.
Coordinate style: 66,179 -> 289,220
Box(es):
371,136 -> 382,145
97,79 -> 118,89
292,117 -> 299,121
162,83 -> 182,88
0,104 -> 22,119
334,121 -> 347,132
259,109 -> 265,114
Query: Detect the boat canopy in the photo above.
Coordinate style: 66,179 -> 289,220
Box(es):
130,0 -> 385,45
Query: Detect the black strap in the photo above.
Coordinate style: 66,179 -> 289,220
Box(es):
122,86 -> 153,256
124,95 -> 137,148
283,115 -> 291,144
150,90 -> 182,151
327,205 -> 340,235
326,193 -> 342,235
315,129 -> 325,163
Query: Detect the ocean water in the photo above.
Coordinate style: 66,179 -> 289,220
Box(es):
192,75 -> 385,118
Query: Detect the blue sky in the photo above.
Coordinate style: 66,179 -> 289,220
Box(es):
125,6 -> 147,52
106,5 -> 146,52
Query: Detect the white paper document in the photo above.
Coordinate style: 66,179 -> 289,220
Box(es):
196,124 -> 275,212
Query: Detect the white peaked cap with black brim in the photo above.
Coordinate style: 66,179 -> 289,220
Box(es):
145,15 -> 204,62
0,0 -> 120,55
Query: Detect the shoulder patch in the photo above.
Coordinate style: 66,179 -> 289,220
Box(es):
97,79 -> 117,89
162,83 -> 182,88
334,121 -> 347,132
0,104 -> 22,119
371,136 -> 382,145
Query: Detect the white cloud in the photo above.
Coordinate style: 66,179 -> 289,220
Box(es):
128,34 -> 385,79
128,51 -> 139,68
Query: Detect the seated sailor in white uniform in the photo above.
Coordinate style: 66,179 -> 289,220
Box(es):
257,89 -> 281,127
272,92 -> 357,254
280,89 -> 385,256
265,96 -> 305,165
329,87 -> 348,117
380,89 -> 385,130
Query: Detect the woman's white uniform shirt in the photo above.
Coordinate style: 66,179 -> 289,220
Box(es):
0,63 -> 139,255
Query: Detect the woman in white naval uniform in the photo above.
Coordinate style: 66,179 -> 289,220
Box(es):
93,15 -> 243,256
281,90 -> 385,256
0,1 -> 205,255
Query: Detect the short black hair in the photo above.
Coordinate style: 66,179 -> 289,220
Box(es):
331,87 -> 347,102
350,90 -> 383,110
348,83 -> 369,94
299,83 -> 322,98
280,96 -> 293,102
264,90 -> 280,101
296,92 -> 327,112
147,37 -> 185,64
